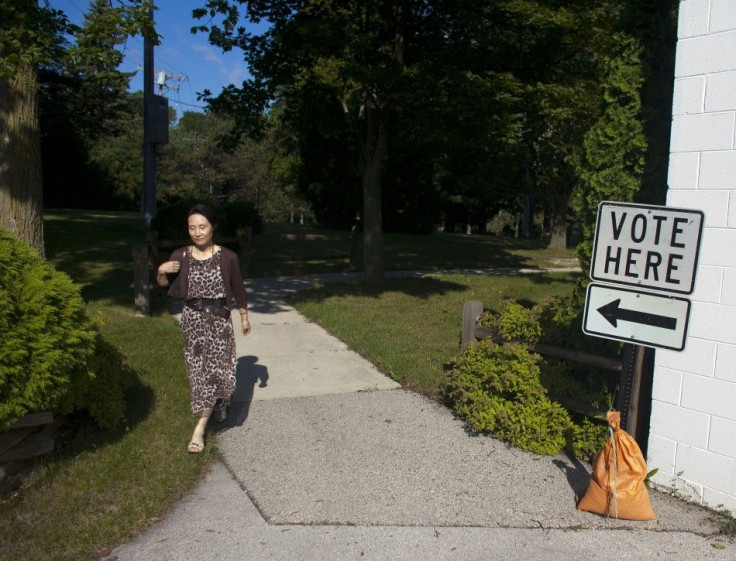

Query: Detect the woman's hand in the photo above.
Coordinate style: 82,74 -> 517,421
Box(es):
156,260 -> 180,286
158,260 -> 181,275
239,309 -> 251,336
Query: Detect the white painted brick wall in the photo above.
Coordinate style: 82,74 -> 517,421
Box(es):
667,152 -> 700,188
715,343 -> 736,382
675,31 -> 736,76
670,112 -> 734,151
711,0 -> 736,32
649,401 -> 710,447
705,70 -> 736,112
651,0 -> 736,515
700,151 -> 736,188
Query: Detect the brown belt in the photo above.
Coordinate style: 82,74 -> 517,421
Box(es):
184,298 -> 230,319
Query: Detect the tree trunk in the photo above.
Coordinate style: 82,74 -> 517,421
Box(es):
0,59 -> 45,257
362,97 -> 386,288
548,209 -> 568,250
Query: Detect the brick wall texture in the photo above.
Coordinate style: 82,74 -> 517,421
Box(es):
649,0 -> 736,514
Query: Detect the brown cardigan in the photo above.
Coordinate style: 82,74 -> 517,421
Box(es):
163,246 -> 248,310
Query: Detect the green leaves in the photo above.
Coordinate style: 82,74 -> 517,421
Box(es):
0,1 -> 72,78
446,334 -> 608,458
0,230 -> 95,430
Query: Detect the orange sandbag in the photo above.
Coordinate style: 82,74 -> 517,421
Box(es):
577,411 -> 656,520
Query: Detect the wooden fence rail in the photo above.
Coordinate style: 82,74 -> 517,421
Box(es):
461,300 -> 651,440
461,300 -> 622,372
0,412 -> 57,485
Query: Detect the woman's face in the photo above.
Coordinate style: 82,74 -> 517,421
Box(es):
188,213 -> 214,247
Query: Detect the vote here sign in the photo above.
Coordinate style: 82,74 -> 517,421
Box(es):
590,202 -> 704,295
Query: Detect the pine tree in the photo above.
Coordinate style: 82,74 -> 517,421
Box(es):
574,34 -> 647,276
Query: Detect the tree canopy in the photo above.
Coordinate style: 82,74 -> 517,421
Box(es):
189,0 -> 676,280
0,0 -> 154,255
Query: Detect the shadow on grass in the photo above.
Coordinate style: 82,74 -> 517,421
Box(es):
280,276 -> 469,314
46,210 -> 146,309
41,338 -> 155,473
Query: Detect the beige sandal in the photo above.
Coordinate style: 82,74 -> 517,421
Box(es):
187,441 -> 204,454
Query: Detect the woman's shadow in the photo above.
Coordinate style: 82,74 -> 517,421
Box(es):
216,355 -> 269,430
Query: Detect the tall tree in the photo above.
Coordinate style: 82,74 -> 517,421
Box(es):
41,0 -> 141,210
195,0 -> 418,286
0,1 -> 71,256
573,34 -> 647,275
1,1 -> 154,253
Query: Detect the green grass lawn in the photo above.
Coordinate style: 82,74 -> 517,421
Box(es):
0,212 -> 581,560
249,222 -> 577,277
289,272 -> 579,397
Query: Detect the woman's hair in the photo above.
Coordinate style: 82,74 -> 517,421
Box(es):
187,204 -> 218,230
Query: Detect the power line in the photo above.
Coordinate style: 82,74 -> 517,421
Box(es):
167,98 -> 206,109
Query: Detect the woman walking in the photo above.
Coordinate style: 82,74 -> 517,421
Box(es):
156,204 -> 251,453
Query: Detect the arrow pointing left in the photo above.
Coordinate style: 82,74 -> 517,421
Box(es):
597,298 -> 678,330
584,284 -> 691,351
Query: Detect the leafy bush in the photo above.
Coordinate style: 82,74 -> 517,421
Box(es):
479,299 -> 542,344
445,340 -> 608,457
0,230 -> 127,431
446,341 -> 571,455
569,417 -> 609,460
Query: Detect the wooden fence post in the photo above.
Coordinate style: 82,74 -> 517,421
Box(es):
461,300 -> 483,352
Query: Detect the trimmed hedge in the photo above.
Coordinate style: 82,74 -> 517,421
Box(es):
0,230 -> 128,431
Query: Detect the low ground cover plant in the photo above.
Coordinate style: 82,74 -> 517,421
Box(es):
445,339 -> 607,458
447,298 -> 611,458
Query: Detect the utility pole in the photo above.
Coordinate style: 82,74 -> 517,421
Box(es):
141,1 -> 156,227
135,1 -> 169,316
155,69 -> 188,96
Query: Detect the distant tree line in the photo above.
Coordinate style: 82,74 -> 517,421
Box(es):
2,0 -> 677,283
194,0 -> 678,285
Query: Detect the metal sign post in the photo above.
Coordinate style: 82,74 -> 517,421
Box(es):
583,201 -> 704,438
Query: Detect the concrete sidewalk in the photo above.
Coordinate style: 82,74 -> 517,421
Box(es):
105,273 -> 733,561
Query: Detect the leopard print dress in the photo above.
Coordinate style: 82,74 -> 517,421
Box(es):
180,249 -> 236,416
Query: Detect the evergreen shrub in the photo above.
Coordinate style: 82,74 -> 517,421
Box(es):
0,230 -> 128,431
446,341 -> 572,455
219,200 -> 264,236
479,299 -> 542,344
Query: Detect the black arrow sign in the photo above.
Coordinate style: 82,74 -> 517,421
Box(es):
597,299 -> 677,330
